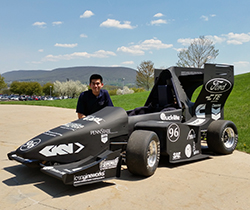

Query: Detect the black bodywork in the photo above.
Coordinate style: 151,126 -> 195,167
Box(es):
8,63 -> 237,186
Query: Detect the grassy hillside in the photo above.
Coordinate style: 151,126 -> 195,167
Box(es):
224,72 -> 250,153
1,73 -> 249,153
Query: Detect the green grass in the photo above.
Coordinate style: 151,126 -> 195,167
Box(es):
1,73 -> 249,153
0,91 -> 150,110
224,73 -> 250,153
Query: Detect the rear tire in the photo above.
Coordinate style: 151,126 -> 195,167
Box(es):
207,120 -> 238,155
126,130 -> 160,177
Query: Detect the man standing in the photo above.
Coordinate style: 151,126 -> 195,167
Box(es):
76,74 -> 113,119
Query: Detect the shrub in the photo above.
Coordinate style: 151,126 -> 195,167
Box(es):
108,89 -> 118,96
116,86 -> 134,95
131,87 -> 145,93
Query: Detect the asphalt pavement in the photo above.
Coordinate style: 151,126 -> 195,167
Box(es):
1,105 -> 250,210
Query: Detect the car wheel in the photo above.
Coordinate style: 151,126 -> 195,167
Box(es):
126,130 -> 160,177
207,120 -> 238,155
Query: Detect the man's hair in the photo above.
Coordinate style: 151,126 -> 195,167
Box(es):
89,74 -> 103,84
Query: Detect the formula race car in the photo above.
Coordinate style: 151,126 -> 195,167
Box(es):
8,63 -> 238,186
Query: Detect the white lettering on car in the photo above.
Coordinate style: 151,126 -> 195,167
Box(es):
74,171 -> 105,184
60,123 -> 84,131
82,115 -> 104,124
160,114 -> 181,121
99,157 -> 119,170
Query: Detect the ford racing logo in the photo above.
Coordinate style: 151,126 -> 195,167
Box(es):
205,78 -> 232,93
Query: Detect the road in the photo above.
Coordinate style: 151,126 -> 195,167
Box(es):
1,105 -> 250,210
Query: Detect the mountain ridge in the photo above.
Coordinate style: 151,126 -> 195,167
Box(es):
2,66 -> 137,86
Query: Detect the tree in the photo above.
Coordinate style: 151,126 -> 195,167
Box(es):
54,80 -> 87,98
10,81 -> 22,95
43,82 -> 54,96
176,36 -> 219,68
24,82 -> 42,96
136,60 -> 154,91
0,74 -> 7,91
10,81 -> 42,95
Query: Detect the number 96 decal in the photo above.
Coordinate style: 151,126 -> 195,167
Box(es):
167,123 -> 180,142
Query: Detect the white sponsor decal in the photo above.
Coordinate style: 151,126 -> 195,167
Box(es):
205,78 -> 232,93
173,152 -> 181,160
206,94 -> 222,102
181,71 -> 203,76
43,130 -> 62,137
186,119 -> 206,126
20,139 -> 41,151
60,123 -> 84,131
187,129 -> 196,140
195,104 -> 206,118
167,123 -> 180,142
193,141 -> 199,155
39,142 -> 84,157
101,134 -> 108,144
82,115 -> 104,124
90,128 -> 111,135
185,144 -> 192,158
160,113 -> 181,121
211,104 -> 221,120
100,157 -> 119,170
74,171 -> 105,184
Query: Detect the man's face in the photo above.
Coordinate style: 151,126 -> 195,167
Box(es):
89,79 -> 103,96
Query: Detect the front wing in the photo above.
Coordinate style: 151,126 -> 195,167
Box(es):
9,149 -> 122,186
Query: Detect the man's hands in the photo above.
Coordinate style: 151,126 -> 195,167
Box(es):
77,113 -> 85,119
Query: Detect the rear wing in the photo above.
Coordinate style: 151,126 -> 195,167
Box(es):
193,64 -> 234,120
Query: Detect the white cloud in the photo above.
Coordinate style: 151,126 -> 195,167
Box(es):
233,61 -> 250,74
43,50 -> 116,62
173,47 -> 186,52
234,61 -> 250,67
91,50 -> 116,58
80,34 -> 88,38
100,19 -> 136,29
200,15 -> 209,21
32,21 -> 47,28
151,19 -> 167,25
52,21 -> 63,26
200,14 -> 216,21
117,38 -> 173,55
117,46 -> 144,55
153,13 -> 164,18
178,33 -> 250,46
122,61 -> 134,65
38,49 -> 44,52
177,38 -> 194,46
80,10 -> 94,18
54,43 -> 78,48
224,32 -> 250,45
205,35 -> 226,44
178,35 -> 225,46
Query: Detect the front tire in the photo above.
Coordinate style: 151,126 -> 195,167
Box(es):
207,120 -> 238,155
126,130 -> 160,177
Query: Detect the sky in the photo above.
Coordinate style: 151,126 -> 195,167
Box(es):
1,0 -> 250,75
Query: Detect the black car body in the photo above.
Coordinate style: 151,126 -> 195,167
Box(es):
8,63 -> 238,186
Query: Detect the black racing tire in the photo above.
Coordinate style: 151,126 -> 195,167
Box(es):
126,130 -> 160,177
207,120 -> 238,155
